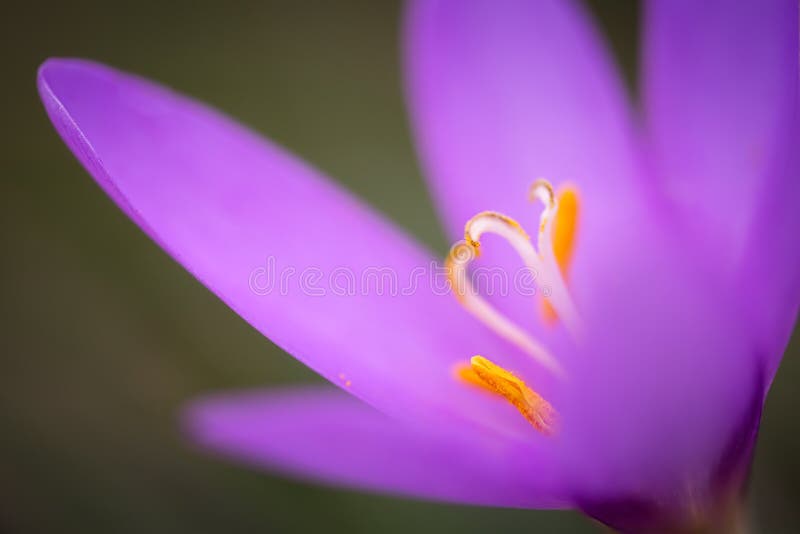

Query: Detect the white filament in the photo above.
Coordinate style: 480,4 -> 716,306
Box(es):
448,242 -> 564,377
529,180 -> 583,338
447,180 -> 583,378
465,205 -> 582,340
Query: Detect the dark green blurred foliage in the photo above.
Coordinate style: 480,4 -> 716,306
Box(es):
0,1 -> 797,532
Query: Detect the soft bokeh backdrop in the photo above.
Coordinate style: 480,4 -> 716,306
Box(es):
1,1 -> 798,532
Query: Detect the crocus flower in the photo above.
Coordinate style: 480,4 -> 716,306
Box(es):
37,0 -> 798,532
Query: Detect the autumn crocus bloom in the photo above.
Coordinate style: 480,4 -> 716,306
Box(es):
37,0 -> 798,531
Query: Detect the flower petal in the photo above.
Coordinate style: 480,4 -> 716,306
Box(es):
741,117 -> 800,381
643,0 -> 800,382
558,221 -> 763,524
642,0 -> 799,272
404,0 -> 643,335
37,58 -> 541,436
184,386 -> 568,508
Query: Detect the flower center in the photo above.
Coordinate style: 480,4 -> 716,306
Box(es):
447,179 -> 580,434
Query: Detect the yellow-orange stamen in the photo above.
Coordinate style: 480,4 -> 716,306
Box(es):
453,362 -> 487,390
541,187 -> 579,322
464,356 -> 558,435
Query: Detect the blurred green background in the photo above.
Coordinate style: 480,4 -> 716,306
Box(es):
1,1 -> 798,532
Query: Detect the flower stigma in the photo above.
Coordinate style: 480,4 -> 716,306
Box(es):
448,179 -> 581,433
446,236 -> 563,375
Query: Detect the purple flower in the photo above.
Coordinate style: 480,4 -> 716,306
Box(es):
37,0 -> 798,531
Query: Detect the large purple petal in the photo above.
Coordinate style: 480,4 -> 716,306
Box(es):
558,219 -> 762,526
37,58 -> 545,437
185,387 -> 568,508
404,0 -> 645,339
742,114 -> 800,382
642,0 -> 799,311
